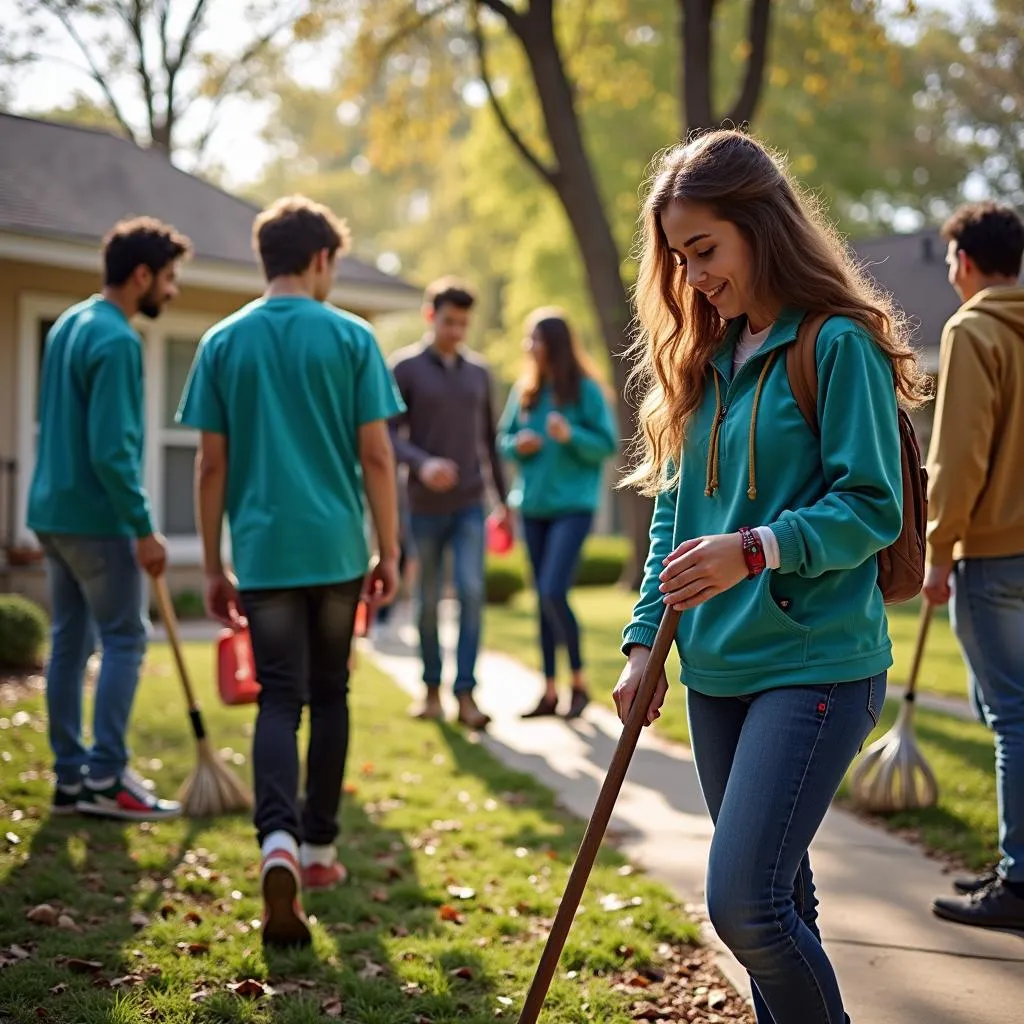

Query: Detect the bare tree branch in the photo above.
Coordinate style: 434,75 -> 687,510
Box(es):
726,0 -> 772,126
170,0 -> 211,73
156,0 -> 172,77
126,0 -> 157,140
43,3 -> 138,143
476,0 -> 526,40
471,0 -> 557,185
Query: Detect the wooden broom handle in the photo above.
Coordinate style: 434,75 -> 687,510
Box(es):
517,607 -> 681,1024
153,575 -> 201,712
905,600 -> 934,698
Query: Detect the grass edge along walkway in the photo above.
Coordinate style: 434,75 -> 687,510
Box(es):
483,587 -> 1000,872
0,644 -> 752,1024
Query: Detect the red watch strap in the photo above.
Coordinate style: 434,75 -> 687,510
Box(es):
739,526 -> 767,579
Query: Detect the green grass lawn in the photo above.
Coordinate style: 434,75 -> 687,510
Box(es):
0,644 -> 749,1024
485,587 -> 999,870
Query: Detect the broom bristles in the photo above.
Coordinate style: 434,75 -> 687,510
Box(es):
849,708 -> 938,814
178,737 -> 253,818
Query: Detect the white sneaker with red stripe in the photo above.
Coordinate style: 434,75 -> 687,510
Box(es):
76,768 -> 181,821
261,831 -> 312,949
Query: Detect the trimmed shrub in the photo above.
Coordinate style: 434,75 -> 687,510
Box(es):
484,556 -> 526,605
0,595 -> 49,670
574,535 -> 630,586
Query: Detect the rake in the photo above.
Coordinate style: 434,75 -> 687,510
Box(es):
850,600 -> 939,814
153,575 -> 253,818
517,607 -> 681,1024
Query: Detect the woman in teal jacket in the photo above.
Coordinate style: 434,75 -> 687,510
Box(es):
498,308 -> 618,720
612,131 -> 929,1023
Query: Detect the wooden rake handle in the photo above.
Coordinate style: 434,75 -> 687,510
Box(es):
517,607 -> 681,1024
153,575 -> 207,740
904,600 -> 934,701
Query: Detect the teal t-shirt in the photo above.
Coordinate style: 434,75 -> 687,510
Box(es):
28,295 -> 154,538
176,296 -> 405,590
497,377 -> 618,517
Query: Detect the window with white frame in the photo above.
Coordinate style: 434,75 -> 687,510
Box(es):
160,336 -> 200,537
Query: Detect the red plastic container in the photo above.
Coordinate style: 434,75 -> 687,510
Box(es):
486,514 -> 514,555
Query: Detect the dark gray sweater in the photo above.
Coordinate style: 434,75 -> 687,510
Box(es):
388,342 -> 508,515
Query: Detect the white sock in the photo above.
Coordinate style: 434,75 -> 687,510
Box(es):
300,843 -> 336,869
261,830 -> 299,862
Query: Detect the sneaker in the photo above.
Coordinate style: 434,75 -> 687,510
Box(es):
300,842 -> 349,892
933,879 -> 1024,930
261,845 -> 312,949
563,689 -> 591,721
52,782 -> 82,816
952,868 -> 999,895
77,768 -> 181,822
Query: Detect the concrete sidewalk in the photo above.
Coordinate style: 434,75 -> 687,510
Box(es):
365,611 -> 1024,1024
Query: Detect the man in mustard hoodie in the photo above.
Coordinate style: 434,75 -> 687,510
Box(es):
925,202 -> 1024,930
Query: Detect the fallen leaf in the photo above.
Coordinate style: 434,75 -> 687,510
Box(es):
176,942 -> 210,957
626,973 -> 651,988
401,981 -> 424,996
49,983 -> 68,995
357,958 -> 387,980
229,978 -> 272,998
65,958 -> 103,974
497,995 -> 513,1006
343,782 -> 358,794
446,885 -> 475,900
369,888 -> 390,903
708,989 -> 728,1010
109,974 -> 144,989
631,1001 -> 673,1021
190,988 -> 212,1003
57,915 -> 80,933
449,966 -> 474,981
391,924 -> 410,937
8,944 -> 32,960
26,904 -> 59,926
438,904 -> 465,924
5,832 -> 20,846
129,911 -> 149,930
360,762 -> 375,775
600,894 -> 643,912
184,910 -> 203,925
321,997 -> 344,1018
159,903 -> 176,919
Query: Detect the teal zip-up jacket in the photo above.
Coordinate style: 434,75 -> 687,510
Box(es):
622,309 -> 903,696
28,296 -> 154,539
497,376 -> 618,518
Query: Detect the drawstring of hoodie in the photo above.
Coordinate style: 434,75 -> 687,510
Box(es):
704,349 -> 778,501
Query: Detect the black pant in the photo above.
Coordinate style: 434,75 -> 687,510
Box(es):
242,578 -> 363,847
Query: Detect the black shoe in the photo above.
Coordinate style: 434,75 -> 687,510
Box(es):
952,869 -> 999,895
563,689 -> 590,721
521,696 -> 559,719
52,782 -> 82,817
933,879 -> 1024,930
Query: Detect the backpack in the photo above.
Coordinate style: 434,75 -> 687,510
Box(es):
785,313 -> 927,605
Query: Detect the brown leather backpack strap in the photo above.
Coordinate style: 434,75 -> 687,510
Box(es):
785,313 -> 830,438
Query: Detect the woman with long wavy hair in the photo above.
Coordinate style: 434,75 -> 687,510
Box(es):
613,129 -> 929,1023
498,308 -> 618,720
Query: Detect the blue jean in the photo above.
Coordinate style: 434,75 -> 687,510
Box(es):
36,533 -> 148,785
688,675 -> 885,1024
410,505 -> 484,694
522,513 -> 592,680
950,555 -> 1024,883
242,579 -> 362,846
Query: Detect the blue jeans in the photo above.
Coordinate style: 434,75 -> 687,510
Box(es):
242,579 -> 362,846
950,555 -> 1024,884
410,505 -> 484,694
36,533 -> 148,785
522,513 -> 592,680
688,675 -> 885,1024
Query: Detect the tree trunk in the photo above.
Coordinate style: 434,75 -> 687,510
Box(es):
518,10 -> 653,588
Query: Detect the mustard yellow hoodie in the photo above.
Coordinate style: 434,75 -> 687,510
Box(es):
926,285 -> 1024,564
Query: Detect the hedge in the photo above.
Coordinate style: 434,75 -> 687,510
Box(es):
0,595 -> 49,671
484,533 -> 630,605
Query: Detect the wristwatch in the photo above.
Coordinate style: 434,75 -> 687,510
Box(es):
738,526 -> 767,579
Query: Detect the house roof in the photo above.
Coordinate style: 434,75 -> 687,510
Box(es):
850,230 -> 960,359
0,112 -> 419,300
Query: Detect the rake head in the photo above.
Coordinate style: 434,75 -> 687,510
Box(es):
849,698 -> 938,814
179,737 -> 253,818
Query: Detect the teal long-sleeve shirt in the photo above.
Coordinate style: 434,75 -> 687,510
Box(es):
28,296 -> 154,539
497,376 -> 618,518
622,310 -> 903,697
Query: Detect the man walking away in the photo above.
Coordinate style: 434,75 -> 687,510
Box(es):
29,217 -> 189,822
177,195 -> 402,949
389,278 -> 509,729
925,202 -> 1024,931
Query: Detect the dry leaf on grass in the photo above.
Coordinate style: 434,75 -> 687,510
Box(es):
600,894 -> 643,912
65,959 -> 103,974
446,885 -> 475,900
176,942 -> 210,957
49,983 -> 68,995
129,911 -> 150,930
438,904 -> 465,924
108,974 -> 144,989
369,888 -> 390,903
184,910 -> 203,925
229,978 -> 273,998
6,944 -> 32,961
321,997 -> 344,1018
190,988 -> 212,1004
357,958 -> 387,980
56,915 -> 80,933
449,966 -> 474,981
26,904 -> 59,926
